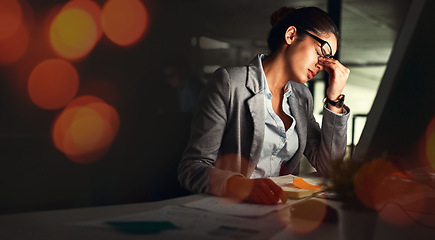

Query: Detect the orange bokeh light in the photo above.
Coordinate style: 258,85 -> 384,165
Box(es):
52,96 -> 120,164
425,117 -> 435,168
49,5 -> 99,60
0,21 -> 29,65
102,0 -> 148,46
0,0 -> 22,40
353,158 -> 401,209
28,59 -> 79,110
373,175 -> 425,226
354,157 -> 427,226
285,198 -> 328,233
209,153 -> 252,197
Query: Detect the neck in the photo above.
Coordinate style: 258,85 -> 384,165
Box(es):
262,53 -> 289,94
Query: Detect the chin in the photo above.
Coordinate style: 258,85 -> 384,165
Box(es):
292,78 -> 308,84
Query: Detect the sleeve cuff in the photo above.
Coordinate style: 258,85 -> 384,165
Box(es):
323,104 -> 350,116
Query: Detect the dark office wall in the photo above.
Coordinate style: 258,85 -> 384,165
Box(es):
0,0 -> 196,214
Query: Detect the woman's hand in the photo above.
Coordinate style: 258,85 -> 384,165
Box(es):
318,56 -> 350,101
225,176 -> 288,204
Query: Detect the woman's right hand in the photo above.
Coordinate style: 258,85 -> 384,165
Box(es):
225,175 -> 288,204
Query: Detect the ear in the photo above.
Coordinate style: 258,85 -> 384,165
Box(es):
284,26 -> 297,45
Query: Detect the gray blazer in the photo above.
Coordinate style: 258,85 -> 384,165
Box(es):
178,55 -> 350,196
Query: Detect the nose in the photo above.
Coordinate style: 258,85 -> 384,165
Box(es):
315,61 -> 324,71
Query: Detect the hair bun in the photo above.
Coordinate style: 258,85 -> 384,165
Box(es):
270,7 -> 295,27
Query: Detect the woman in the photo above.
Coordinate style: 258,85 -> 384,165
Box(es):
178,6 -> 350,205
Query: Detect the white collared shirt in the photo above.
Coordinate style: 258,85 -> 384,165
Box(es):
251,56 -> 299,178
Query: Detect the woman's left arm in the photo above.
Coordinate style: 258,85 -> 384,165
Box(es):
318,56 -> 350,114
304,57 -> 351,174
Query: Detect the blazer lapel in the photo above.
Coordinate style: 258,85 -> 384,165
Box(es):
246,56 -> 266,170
289,90 -> 307,161
247,94 -> 264,168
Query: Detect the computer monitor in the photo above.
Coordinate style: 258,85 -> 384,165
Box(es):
352,0 -> 435,171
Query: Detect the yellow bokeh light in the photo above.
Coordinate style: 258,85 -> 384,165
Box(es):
62,0 -> 103,40
69,107 -> 106,152
50,8 -> 98,60
52,96 -> 120,164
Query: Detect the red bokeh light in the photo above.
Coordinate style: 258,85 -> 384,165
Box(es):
0,22 -> 29,65
0,0 -> 22,40
28,59 -> 79,110
0,0 -> 32,65
101,0 -> 148,46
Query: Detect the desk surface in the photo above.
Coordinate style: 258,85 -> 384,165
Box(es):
0,193 -> 434,240
0,194 -> 206,240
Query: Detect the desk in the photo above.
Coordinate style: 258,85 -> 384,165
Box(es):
0,194 -> 204,240
0,194 -> 434,240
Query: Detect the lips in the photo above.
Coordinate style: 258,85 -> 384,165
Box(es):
308,69 -> 316,79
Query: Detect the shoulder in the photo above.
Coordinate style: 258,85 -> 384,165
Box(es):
291,82 -> 312,98
218,66 -> 248,80
290,82 -> 314,109
210,66 -> 249,89
209,54 -> 264,93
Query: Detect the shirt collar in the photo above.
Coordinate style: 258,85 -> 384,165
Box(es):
283,82 -> 292,98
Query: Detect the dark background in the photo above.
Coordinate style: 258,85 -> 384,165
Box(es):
0,0 -> 198,214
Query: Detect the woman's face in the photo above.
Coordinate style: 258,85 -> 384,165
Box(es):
284,31 -> 337,83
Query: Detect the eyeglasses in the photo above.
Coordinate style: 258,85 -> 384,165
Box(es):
297,27 -> 333,58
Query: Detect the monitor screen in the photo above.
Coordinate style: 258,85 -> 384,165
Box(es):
352,0 -> 435,171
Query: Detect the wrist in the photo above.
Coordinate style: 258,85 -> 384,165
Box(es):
226,175 -> 244,194
324,94 -> 345,108
326,103 -> 344,114
225,175 -> 250,200
324,94 -> 345,114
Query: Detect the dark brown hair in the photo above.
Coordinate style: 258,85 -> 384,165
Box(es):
267,6 -> 340,54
